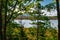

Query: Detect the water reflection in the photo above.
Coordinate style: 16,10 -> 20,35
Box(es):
13,20 -> 58,29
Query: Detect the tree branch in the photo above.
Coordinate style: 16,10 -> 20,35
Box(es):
7,0 -> 18,23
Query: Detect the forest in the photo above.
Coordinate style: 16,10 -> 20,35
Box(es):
0,0 -> 58,40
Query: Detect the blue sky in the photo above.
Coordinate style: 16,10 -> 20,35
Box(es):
40,0 -> 53,6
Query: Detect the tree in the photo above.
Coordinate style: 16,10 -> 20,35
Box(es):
56,0 -> 59,40
4,0 -> 57,40
0,0 -> 3,40
28,0 -> 57,40
4,0 -> 32,40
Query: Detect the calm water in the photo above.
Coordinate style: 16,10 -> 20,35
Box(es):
13,20 -> 58,29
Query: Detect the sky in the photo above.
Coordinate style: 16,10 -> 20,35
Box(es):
41,9 -> 57,16
40,0 -> 57,16
40,0 -> 53,6
14,0 -> 57,16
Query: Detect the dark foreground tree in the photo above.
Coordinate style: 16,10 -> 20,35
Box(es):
0,0 -> 3,40
56,0 -> 59,40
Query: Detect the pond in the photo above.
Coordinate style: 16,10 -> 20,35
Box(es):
13,20 -> 58,29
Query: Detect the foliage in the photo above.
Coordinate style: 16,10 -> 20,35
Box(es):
3,0 -> 58,40
6,23 -> 58,40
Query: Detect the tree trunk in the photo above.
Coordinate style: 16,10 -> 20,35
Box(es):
56,0 -> 60,40
4,0 -> 8,40
0,0 -> 3,40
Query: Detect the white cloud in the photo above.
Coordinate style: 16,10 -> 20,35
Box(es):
41,9 -> 57,16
